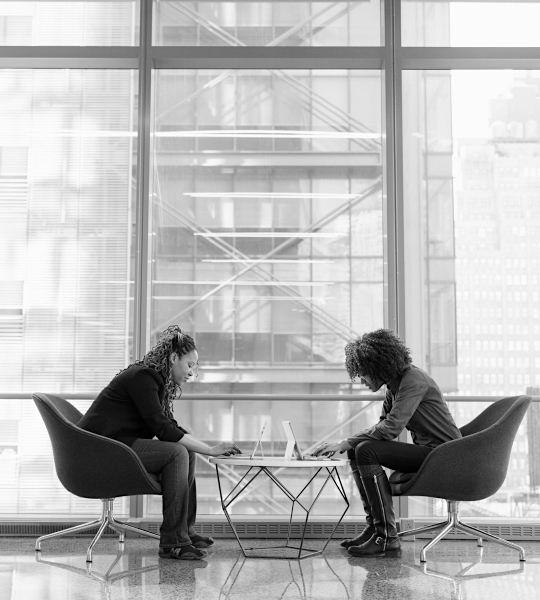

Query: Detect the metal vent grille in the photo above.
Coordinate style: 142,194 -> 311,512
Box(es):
408,522 -> 540,541
0,523 -> 117,537
2,521 -> 540,540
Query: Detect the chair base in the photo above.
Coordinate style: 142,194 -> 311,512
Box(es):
34,498 -> 160,562
398,500 -> 526,563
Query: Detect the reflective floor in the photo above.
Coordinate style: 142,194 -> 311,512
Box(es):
1,536 -> 539,600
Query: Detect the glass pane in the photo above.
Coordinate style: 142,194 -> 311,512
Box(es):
0,69 -> 137,394
153,1 -> 381,46
150,69 -> 384,394
0,1 -> 139,46
403,68 -> 540,518
145,397 -> 382,517
403,1 -> 540,47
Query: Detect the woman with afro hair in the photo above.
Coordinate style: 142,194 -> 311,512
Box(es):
79,325 -> 241,560
311,329 -> 461,558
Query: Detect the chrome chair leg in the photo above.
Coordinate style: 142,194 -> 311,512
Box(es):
109,519 -> 160,541
35,519 -> 102,551
415,500 -> 524,563
106,498 -> 159,542
86,519 -> 110,563
420,521 -> 454,563
398,519 -> 451,539
456,521 -> 526,561
36,497 -> 161,562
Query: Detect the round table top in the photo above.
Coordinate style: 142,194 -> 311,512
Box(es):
209,456 -> 349,468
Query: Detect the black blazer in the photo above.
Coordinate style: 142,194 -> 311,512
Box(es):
78,365 -> 187,446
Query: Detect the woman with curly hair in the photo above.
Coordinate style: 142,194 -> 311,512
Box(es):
78,325 -> 240,560
312,329 -> 461,558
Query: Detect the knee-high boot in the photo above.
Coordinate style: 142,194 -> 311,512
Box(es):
340,469 -> 375,549
348,464 -> 401,558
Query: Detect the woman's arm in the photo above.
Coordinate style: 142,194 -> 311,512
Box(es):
178,433 -> 240,457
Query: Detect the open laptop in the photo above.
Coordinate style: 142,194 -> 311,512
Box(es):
223,420 -> 337,461
282,421 -> 337,461
225,421 -> 267,460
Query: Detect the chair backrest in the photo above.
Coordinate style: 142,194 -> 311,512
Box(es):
459,395 -> 524,437
33,393 -> 161,499
39,393 -> 85,424
394,395 -> 531,501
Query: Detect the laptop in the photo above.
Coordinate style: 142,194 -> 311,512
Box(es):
282,421 -> 336,461
223,420 -> 337,461
225,421 -> 268,460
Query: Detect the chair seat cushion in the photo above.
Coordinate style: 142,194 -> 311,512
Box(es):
389,471 -> 415,484
147,473 -> 161,484
389,471 -> 416,496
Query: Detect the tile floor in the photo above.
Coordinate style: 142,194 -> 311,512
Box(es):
0,536 -> 538,600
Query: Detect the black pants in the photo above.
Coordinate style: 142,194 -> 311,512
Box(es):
348,439 -> 433,474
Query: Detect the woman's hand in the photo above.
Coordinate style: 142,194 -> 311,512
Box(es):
210,442 -> 242,457
311,440 -> 351,457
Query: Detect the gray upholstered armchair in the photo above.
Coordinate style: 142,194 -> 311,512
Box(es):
389,395 -> 531,562
33,393 -> 162,562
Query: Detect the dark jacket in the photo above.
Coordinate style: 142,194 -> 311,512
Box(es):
347,365 -> 461,449
78,365 -> 187,447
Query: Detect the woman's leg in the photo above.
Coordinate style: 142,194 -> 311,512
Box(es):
348,440 -> 433,558
186,449 -> 197,537
340,449 -> 375,548
354,439 -> 433,472
131,439 -> 197,549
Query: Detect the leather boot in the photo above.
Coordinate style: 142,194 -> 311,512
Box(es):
340,469 -> 375,548
348,465 -> 401,558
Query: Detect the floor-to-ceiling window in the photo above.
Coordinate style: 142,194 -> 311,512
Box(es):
0,0 -> 539,526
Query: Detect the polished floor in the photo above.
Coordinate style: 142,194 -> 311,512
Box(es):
1,536 -> 539,600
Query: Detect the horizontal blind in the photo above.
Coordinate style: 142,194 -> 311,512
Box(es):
0,69 -> 135,517
0,399 -> 128,517
0,1 -> 138,46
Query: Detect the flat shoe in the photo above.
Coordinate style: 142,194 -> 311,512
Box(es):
190,534 -> 215,548
159,545 -> 208,560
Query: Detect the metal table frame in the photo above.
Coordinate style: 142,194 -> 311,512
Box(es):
213,459 -> 349,559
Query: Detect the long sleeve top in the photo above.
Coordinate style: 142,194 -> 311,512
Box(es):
78,365 -> 187,447
347,365 -> 461,449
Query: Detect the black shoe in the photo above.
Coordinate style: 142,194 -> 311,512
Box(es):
159,545 -> 208,560
340,526 -> 375,549
348,534 -> 401,558
190,534 -> 215,548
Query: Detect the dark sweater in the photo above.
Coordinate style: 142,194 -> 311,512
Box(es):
347,365 -> 461,449
78,365 -> 187,447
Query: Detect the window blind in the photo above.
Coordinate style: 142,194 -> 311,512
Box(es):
0,68 -> 135,517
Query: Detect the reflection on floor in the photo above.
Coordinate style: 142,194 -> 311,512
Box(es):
0,537 -> 539,600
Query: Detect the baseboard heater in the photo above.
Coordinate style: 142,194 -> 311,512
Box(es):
1,520 -> 540,541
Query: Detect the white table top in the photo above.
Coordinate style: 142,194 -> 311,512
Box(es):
209,456 -> 349,468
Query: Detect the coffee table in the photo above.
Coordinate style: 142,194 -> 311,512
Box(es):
209,456 -> 350,559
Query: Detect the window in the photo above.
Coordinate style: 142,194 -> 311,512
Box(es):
1,0 -> 539,524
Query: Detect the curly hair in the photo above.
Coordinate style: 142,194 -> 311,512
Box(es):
118,325 -> 197,420
344,329 -> 412,384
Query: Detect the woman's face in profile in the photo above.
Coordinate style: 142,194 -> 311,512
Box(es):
170,350 -> 199,385
360,374 -> 384,392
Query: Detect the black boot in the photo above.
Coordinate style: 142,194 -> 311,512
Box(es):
348,465 -> 401,558
340,469 -> 375,549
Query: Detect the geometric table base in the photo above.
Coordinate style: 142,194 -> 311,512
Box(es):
213,460 -> 349,560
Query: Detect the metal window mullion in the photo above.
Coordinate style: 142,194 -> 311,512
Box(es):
383,0 -> 407,520
383,0 -> 405,337
132,0 -> 154,521
134,0 -> 153,362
